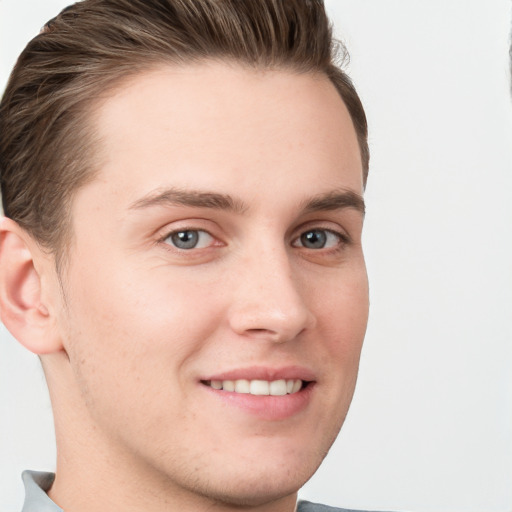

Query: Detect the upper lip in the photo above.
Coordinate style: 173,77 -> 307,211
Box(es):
201,365 -> 316,382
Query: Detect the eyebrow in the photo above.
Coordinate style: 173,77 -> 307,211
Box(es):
128,187 -> 364,216
301,189 -> 366,216
129,188 -> 248,214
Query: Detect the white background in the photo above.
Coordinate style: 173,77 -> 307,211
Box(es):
1,1 -> 511,511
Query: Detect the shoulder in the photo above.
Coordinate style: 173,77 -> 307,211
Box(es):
297,500 -> 389,512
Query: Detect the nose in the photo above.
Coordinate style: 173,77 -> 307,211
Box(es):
228,248 -> 316,343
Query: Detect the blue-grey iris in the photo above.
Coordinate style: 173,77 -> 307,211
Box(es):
171,231 -> 199,249
300,230 -> 327,249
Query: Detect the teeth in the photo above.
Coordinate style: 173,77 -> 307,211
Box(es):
269,379 -> 287,396
234,379 -> 250,393
250,380 -> 269,395
223,380 -> 235,392
206,378 -> 303,395
291,379 -> 302,394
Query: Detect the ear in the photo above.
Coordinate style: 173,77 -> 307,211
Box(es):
0,216 -> 63,354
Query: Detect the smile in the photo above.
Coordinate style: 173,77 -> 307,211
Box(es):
202,379 -> 305,396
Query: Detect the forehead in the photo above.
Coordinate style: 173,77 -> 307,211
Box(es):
84,62 -> 363,208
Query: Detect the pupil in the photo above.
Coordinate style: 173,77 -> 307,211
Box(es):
301,230 -> 326,249
172,231 -> 198,249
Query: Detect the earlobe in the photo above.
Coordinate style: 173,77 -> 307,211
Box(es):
0,217 -> 63,354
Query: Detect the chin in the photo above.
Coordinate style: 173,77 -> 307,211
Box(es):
183,448 -> 325,508
194,472 -> 309,508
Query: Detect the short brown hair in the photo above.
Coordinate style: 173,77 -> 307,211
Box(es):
0,0 -> 369,258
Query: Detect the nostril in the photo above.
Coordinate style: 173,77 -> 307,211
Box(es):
243,326 -> 307,343
245,328 -> 280,339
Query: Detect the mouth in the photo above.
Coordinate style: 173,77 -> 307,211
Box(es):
199,367 -> 316,420
201,378 -> 309,396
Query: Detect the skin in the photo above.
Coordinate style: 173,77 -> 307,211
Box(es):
0,62 -> 368,512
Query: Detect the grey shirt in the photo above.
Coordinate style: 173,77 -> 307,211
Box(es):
21,472 -> 62,512
21,470 -> 376,512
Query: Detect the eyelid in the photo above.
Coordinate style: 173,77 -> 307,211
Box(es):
292,218 -> 351,242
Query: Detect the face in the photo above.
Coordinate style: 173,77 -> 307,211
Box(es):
51,62 -> 369,508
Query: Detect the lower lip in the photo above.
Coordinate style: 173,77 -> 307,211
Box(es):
201,383 -> 315,421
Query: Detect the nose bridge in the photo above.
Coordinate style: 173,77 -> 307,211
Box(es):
228,242 -> 315,341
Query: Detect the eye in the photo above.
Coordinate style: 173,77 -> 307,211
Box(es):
164,229 -> 214,250
293,229 -> 344,250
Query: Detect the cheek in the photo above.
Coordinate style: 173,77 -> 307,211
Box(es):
314,264 -> 369,346
310,265 -> 369,398
60,265 -> 222,411
67,261 -> 216,343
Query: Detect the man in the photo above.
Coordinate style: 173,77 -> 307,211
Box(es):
0,1 -> 374,511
